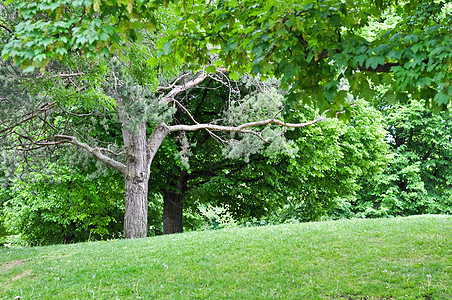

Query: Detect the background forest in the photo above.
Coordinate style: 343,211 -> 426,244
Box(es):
1,0 -> 452,246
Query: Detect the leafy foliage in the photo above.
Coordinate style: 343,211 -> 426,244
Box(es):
2,161 -> 124,246
3,0 -> 452,112
332,100 -> 452,218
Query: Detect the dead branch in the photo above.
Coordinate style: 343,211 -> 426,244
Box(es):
42,72 -> 85,79
170,99 -> 199,124
157,73 -> 191,92
161,67 -> 227,104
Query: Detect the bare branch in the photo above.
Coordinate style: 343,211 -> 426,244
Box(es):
54,135 -> 126,175
157,73 -> 191,92
167,116 -> 324,134
205,129 -> 229,144
161,67 -> 227,104
171,99 -> 199,124
43,72 -> 85,79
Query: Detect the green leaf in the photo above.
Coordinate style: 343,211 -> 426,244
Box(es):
397,93 -> 409,103
205,65 -> 216,74
388,49 -> 403,61
433,91 -> 449,105
55,48 -> 67,56
224,41 -> 238,53
330,14 -> 342,27
384,91 -> 397,104
352,55 -> 366,67
324,81 -> 339,104
365,56 -> 385,70
404,35 -> 419,44
146,56 -> 158,67
23,65 -> 36,73
411,43 -> 423,54
100,46 -> 110,56
371,44 -> 389,55
229,71 -> 240,81
161,42 -> 173,55
389,32 -> 402,42
381,74 -> 393,85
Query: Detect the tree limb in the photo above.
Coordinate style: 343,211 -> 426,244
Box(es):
167,116 -> 324,134
160,67 -> 227,103
45,72 -> 85,78
54,135 -> 127,175
0,23 -> 12,34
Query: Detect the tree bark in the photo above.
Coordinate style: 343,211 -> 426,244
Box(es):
122,123 -> 170,239
123,122 -> 150,239
163,171 -> 188,234
163,189 -> 184,234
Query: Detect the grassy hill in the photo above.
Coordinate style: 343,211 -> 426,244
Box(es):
0,215 -> 451,299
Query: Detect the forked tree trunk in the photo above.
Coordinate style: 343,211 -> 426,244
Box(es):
162,171 -> 188,234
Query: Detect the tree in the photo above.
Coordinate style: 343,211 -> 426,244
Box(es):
350,100 -> 452,217
186,99 -> 388,224
0,50 -> 322,240
3,0 -> 449,238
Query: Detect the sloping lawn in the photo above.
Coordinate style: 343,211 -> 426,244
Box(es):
0,215 -> 451,299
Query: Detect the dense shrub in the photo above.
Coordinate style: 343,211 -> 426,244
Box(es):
2,163 -> 125,246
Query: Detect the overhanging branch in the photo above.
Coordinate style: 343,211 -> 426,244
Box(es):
0,102 -> 56,135
54,135 -> 126,175
167,116 -> 324,141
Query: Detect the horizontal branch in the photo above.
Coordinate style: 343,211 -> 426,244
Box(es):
45,72 -> 85,78
54,135 -> 126,175
167,116 -> 324,135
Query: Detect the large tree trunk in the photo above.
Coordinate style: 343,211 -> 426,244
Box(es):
122,123 -> 170,239
163,171 -> 188,234
123,123 -> 150,239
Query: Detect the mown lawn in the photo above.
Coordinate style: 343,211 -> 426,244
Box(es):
0,215 -> 451,299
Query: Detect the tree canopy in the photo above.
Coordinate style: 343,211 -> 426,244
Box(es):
2,0 -> 452,112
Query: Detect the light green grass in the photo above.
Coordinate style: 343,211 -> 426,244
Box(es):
0,215 -> 451,299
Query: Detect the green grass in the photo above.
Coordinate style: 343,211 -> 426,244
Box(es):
0,215 -> 451,299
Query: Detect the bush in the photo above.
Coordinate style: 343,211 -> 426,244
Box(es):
2,163 -> 125,246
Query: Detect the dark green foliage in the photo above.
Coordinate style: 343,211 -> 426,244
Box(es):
5,0 -> 452,112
